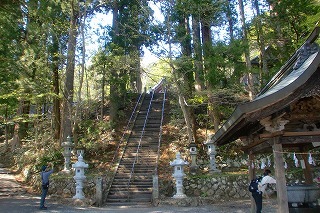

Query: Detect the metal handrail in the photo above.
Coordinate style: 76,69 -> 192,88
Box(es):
126,90 -> 155,200
105,93 -> 144,196
110,93 -> 143,168
154,88 -> 166,177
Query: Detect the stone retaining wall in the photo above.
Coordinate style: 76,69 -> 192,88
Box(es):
30,170 -> 318,206
159,174 -> 251,201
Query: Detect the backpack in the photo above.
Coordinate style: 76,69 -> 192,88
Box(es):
248,177 -> 260,193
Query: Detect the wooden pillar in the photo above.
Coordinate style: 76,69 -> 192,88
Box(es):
273,137 -> 289,213
300,146 -> 313,184
248,152 -> 256,213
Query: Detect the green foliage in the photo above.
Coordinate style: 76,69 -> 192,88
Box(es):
269,0 -> 319,44
36,149 -> 63,171
77,119 -> 112,149
206,40 -> 246,88
143,59 -> 172,90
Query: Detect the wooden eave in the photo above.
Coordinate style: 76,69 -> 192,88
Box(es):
211,27 -> 320,153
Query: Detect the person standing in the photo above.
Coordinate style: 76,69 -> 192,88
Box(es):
40,162 -> 54,210
250,177 -> 263,213
253,169 -> 276,213
259,169 -> 276,198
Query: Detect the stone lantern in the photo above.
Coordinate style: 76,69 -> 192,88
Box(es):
61,136 -> 74,172
205,139 -> 220,173
72,154 -> 88,199
170,152 -> 188,198
189,141 -> 198,174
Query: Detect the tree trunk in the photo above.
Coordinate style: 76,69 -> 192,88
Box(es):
61,1 -> 78,145
253,0 -> 268,85
109,1 -> 120,123
134,48 -> 142,93
101,64 -> 106,118
201,20 -> 222,131
4,105 -> 9,150
238,0 -> 254,99
226,0 -> 234,41
52,32 -> 61,143
178,12 -> 196,144
11,102 -> 23,149
73,3 -> 86,147
192,15 -> 204,92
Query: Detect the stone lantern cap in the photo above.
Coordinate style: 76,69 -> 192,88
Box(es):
72,155 -> 88,169
170,152 -> 189,166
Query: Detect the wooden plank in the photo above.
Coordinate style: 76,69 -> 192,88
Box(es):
281,135 -> 320,144
245,141 -> 273,154
273,138 -> 289,213
259,131 -> 284,139
260,130 -> 320,139
283,131 -> 320,137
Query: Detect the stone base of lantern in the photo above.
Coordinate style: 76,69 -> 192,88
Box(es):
173,193 -> 187,199
209,168 -> 221,173
60,169 -> 71,174
190,166 -> 199,174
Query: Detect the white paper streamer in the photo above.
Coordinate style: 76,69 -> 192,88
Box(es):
267,157 -> 271,167
261,159 -> 266,169
293,152 -> 299,167
308,153 -> 316,166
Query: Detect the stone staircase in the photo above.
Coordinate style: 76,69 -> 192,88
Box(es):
106,92 -> 165,205
0,164 -> 27,197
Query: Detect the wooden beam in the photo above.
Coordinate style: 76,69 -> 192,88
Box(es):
273,138 -> 289,213
283,131 -> 320,137
259,131 -> 284,139
245,141 -> 273,154
281,135 -> 320,144
260,130 -> 320,139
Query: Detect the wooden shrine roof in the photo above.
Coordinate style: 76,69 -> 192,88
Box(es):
211,27 -> 320,153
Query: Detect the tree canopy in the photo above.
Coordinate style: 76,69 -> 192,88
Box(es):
0,0 -> 319,148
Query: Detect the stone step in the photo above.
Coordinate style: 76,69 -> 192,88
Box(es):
108,192 -> 152,198
106,197 -> 151,203
116,165 -> 156,170
110,182 -> 153,188
113,174 -> 153,179
106,93 -> 165,205
109,188 -> 152,194
109,181 -> 153,186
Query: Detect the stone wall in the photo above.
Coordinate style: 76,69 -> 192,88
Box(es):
30,169 -> 319,206
31,173 -> 111,206
159,174 -> 251,202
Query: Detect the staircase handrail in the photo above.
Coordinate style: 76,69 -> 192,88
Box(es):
105,93 -> 144,197
126,91 -> 155,200
154,88 -> 166,177
109,93 -> 144,169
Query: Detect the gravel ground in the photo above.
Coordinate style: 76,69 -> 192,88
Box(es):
0,195 -> 278,213
2,164 -> 319,213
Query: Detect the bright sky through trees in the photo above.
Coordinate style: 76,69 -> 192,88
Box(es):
87,2 -> 162,67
